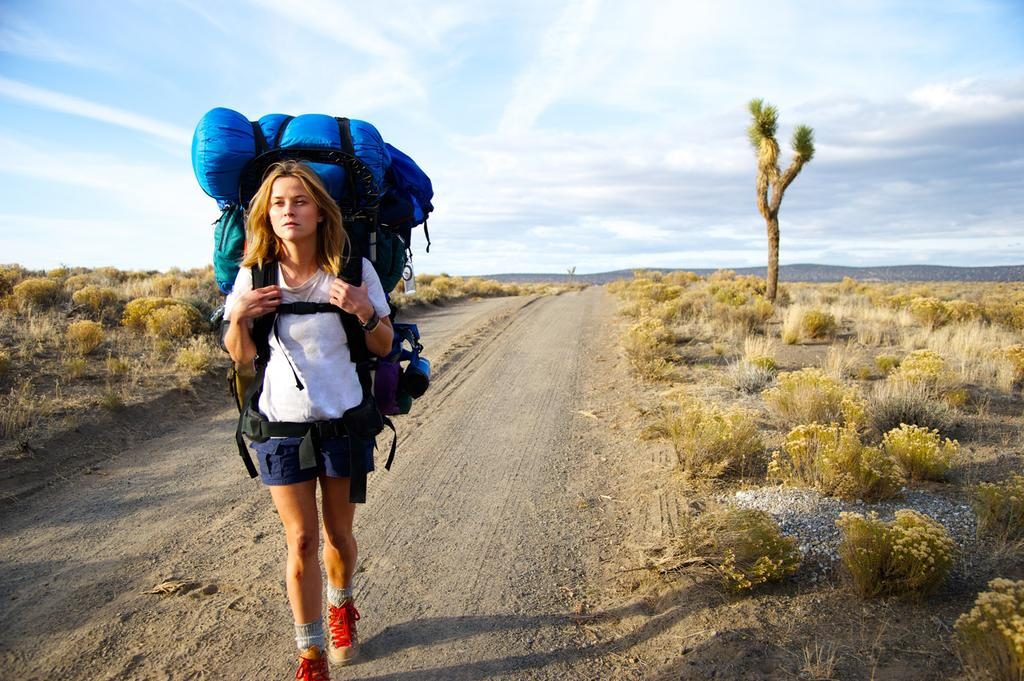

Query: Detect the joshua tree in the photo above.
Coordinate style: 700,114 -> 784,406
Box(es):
747,99 -> 815,302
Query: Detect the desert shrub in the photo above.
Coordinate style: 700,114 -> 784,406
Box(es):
146,306 -> 195,340
975,474 -> 1024,543
623,318 -> 675,381
65,320 -> 105,356
769,424 -> 902,501
881,424 -> 959,481
11,277 -> 63,310
655,506 -> 800,593
875,354 -> 901,374
1005,344 -> 1024,382
868,379 -> 958,436
174,337 -> 221,375
945,300 -> 983,323
891,349 -> 958,393
648,394 -> 764,477
955,578 -> 1024,681
428,275 -> 460,297
727,360 -> 777,393
72,285 -> 120,316
0,264 -> 28,296
801,309 -> 838,339
64,273 -> 98,292
985,300 -> 1024,332
122,297 -> 202,334
836,510 -> 956,598
762,368 -> 866,428
652,291 -> 705,323
909,297 -> 950,328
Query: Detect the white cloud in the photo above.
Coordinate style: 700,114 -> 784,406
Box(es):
0,77 -> 192,144
497,0 -> 599,133
0,18 -> 113,71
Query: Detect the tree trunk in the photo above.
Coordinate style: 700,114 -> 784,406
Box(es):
765,215 -> 780,302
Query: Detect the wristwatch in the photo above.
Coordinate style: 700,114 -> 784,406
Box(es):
361,310 -> 381,332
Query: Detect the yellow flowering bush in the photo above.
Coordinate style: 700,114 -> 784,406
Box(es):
881,424 -> 959,482
801,309 -> 838,339
650,394 -> 764,477
718,509 -> 801,593
769,424 -> 902,501
11,277 -> 62,310
622,317 -> 675,381
975,474 -> 1024,542
955,578 -> 1024,681
122,297 -> 202,334
1005,344 -> 1024,381
71,285 -> 120,316
909,297 -> 950,328
891,349 -> 958,393
762,368 -> 866,428
65,320 -> 105,356
836,510 -> 956,598
146,306 -> 196,340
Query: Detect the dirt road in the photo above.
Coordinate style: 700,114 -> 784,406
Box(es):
0,287 -> 629,680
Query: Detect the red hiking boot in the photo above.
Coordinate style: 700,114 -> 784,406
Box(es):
295,646 -> 329,680
327,599 -> 361,665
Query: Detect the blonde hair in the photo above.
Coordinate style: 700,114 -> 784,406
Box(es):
242,160 -> 346,273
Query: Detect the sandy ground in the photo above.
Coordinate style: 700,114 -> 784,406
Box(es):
0,288 -> 637,680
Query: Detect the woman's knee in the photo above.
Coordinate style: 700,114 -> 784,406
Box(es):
287,528 -> 321,557
322,524 -> 355,551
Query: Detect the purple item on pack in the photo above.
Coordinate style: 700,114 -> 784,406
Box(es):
374,359 -> 402,415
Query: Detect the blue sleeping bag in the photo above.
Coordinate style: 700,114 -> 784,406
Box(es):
191,107 -> 390,208
192,107 -> 433,293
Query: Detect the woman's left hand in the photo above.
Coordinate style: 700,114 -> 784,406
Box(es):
329,277 -> 375,324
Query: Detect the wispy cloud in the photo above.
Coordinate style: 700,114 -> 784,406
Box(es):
0,17 -> 113,71
497,0 -> 599,133
0,77 -> 192,143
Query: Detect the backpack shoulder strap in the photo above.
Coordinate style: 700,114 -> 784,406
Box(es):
251,262 -> 277,367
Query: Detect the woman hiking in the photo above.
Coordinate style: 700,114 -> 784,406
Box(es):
224,160 -> 393,679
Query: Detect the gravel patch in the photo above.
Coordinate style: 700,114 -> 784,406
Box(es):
725,486 -> 977,578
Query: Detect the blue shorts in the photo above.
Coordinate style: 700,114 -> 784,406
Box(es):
251,435 -> 375,486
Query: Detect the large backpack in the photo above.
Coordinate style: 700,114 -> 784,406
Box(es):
191,109 -> 433,500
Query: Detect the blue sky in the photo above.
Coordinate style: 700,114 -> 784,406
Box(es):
1,0 -> 1022,275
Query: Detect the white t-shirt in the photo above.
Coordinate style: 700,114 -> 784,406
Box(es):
224,259 -> 390,423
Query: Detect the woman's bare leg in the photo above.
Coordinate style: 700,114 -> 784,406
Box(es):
320,476 -> 357,589
268,479 -> 322,623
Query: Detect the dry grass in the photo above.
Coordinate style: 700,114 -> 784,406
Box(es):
647,393 -> 764,477
0,265 -> 226,445
867,379 -> 958,436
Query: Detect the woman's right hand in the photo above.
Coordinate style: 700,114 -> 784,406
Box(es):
230,285 -> 282,324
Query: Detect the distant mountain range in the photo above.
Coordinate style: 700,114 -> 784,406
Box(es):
483,264 -> 1024,285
